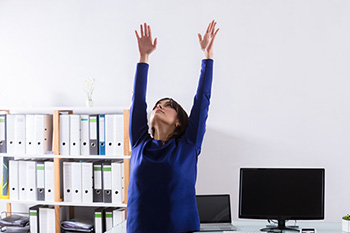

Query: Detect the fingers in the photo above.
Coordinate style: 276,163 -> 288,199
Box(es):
198,33 -> 202,42
154,38 -> 158,48
211,28 -> 220,42
140,24 -> 144,37
205,20 -> 218,36
135,30 -> 140,39
214,28 -> 220,37
209,20 -> 217,35
211,22 -> 217,35
206,21 -> 212,33
207,28 -> 220,50
144,23 -> 148,37
137,23 -> 153,37
148,25 -> 152,38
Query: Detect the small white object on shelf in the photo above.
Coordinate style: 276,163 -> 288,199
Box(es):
86,100 -> 94,107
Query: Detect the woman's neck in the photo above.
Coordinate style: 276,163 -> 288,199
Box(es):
153,124 -> 176,143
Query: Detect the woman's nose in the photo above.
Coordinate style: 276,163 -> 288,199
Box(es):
157,104 -> 162,109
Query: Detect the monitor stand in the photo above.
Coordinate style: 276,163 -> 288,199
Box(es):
260,220 -> 299,232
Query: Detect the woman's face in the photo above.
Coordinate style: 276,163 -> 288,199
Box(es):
150,99 -> 179,128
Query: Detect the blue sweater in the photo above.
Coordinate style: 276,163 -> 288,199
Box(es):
127,59 -> 214,233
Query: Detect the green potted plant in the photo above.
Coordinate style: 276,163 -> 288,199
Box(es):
343,214 -> 350,232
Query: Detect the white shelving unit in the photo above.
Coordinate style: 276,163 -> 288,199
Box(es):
3,154 -> 131,160
0,107 -> 131,233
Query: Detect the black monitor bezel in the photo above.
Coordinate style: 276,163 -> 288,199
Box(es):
238,168 -> 325,221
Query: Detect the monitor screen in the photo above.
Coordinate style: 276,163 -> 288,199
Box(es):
239,168 -> 325,220
196,194 -> 231,223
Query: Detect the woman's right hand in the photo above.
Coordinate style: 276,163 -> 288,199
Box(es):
135,23 -> 157,63
198,20 -> 219,59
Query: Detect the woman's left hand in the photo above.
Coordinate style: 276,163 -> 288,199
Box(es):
198,20 -> 220,59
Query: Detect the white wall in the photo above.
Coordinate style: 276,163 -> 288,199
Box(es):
1,0 -> 349,222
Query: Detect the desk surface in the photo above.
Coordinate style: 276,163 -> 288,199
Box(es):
106,220 -> 342,233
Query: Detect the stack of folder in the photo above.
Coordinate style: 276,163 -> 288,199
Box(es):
1,114 -> 53,200
61,219 -> 94,232
29,205 -> 125,232
0,114 -> 54,155
0,214 -> 30,232
63,160 -> 125,204
60,114 -> 124,156
0,113 -> 124,156
29,205 -> 55,233
9,160 -> 55,202
94,207 -> 125,233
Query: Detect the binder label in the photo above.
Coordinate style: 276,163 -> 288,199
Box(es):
100,117 -> 105,141
94,165 -> 102,189
30,211 -> 37,216
90,117 -> 97,140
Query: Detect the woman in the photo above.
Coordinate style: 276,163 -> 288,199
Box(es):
127,20 -> 219,233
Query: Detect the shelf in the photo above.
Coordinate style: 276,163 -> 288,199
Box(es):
1,106 -> 129,114
0,154 -> 131,160
1,108 -> 131,233
0,199 -> 127,208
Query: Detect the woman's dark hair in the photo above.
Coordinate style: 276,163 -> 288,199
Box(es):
151,97 -> 189,141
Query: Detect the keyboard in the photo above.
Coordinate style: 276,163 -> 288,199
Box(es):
200,223 -> 236,231
223,232 -> 261,233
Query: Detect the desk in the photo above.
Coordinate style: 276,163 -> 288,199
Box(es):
106,220 -> 342,233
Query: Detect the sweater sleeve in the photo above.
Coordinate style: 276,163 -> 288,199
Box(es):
129,63 -> 150,148
184,59 -> 214,154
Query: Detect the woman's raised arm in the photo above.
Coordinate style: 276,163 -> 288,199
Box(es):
130,23 -> 157,148
184,20 -> 219,152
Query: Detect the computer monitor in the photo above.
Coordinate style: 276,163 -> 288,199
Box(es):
239,168 -> 325,232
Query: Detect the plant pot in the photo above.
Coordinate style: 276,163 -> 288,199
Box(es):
86,100 -> 94,107
343,219 -> 350,232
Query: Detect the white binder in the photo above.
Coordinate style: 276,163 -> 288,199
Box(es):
29,205 -> 40,233
6,114 -> 25,154
63,161 -> 73,202
6,114 -> 16,154
94,207 -> 105,233
26,160 -> 37,201
9,160 -> 19,200
18,160 -> 27,200
70,115 -> 81,156
105,114 -> 124,156
60,115 -> 70,155
112,161 -> 124,204
26,115 -> 36,155
82,161 -> 93,203
44,161 -> 54,202
113,208 -> 125,227
47,207 -> 55,232
35,115 -> 53,154
15,115 -> 26,154
80,115 -> 90,155
72,162 -> 82,203
39,206 -> 55,233
39,207 -> 47,233
105,208 -> 114,231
